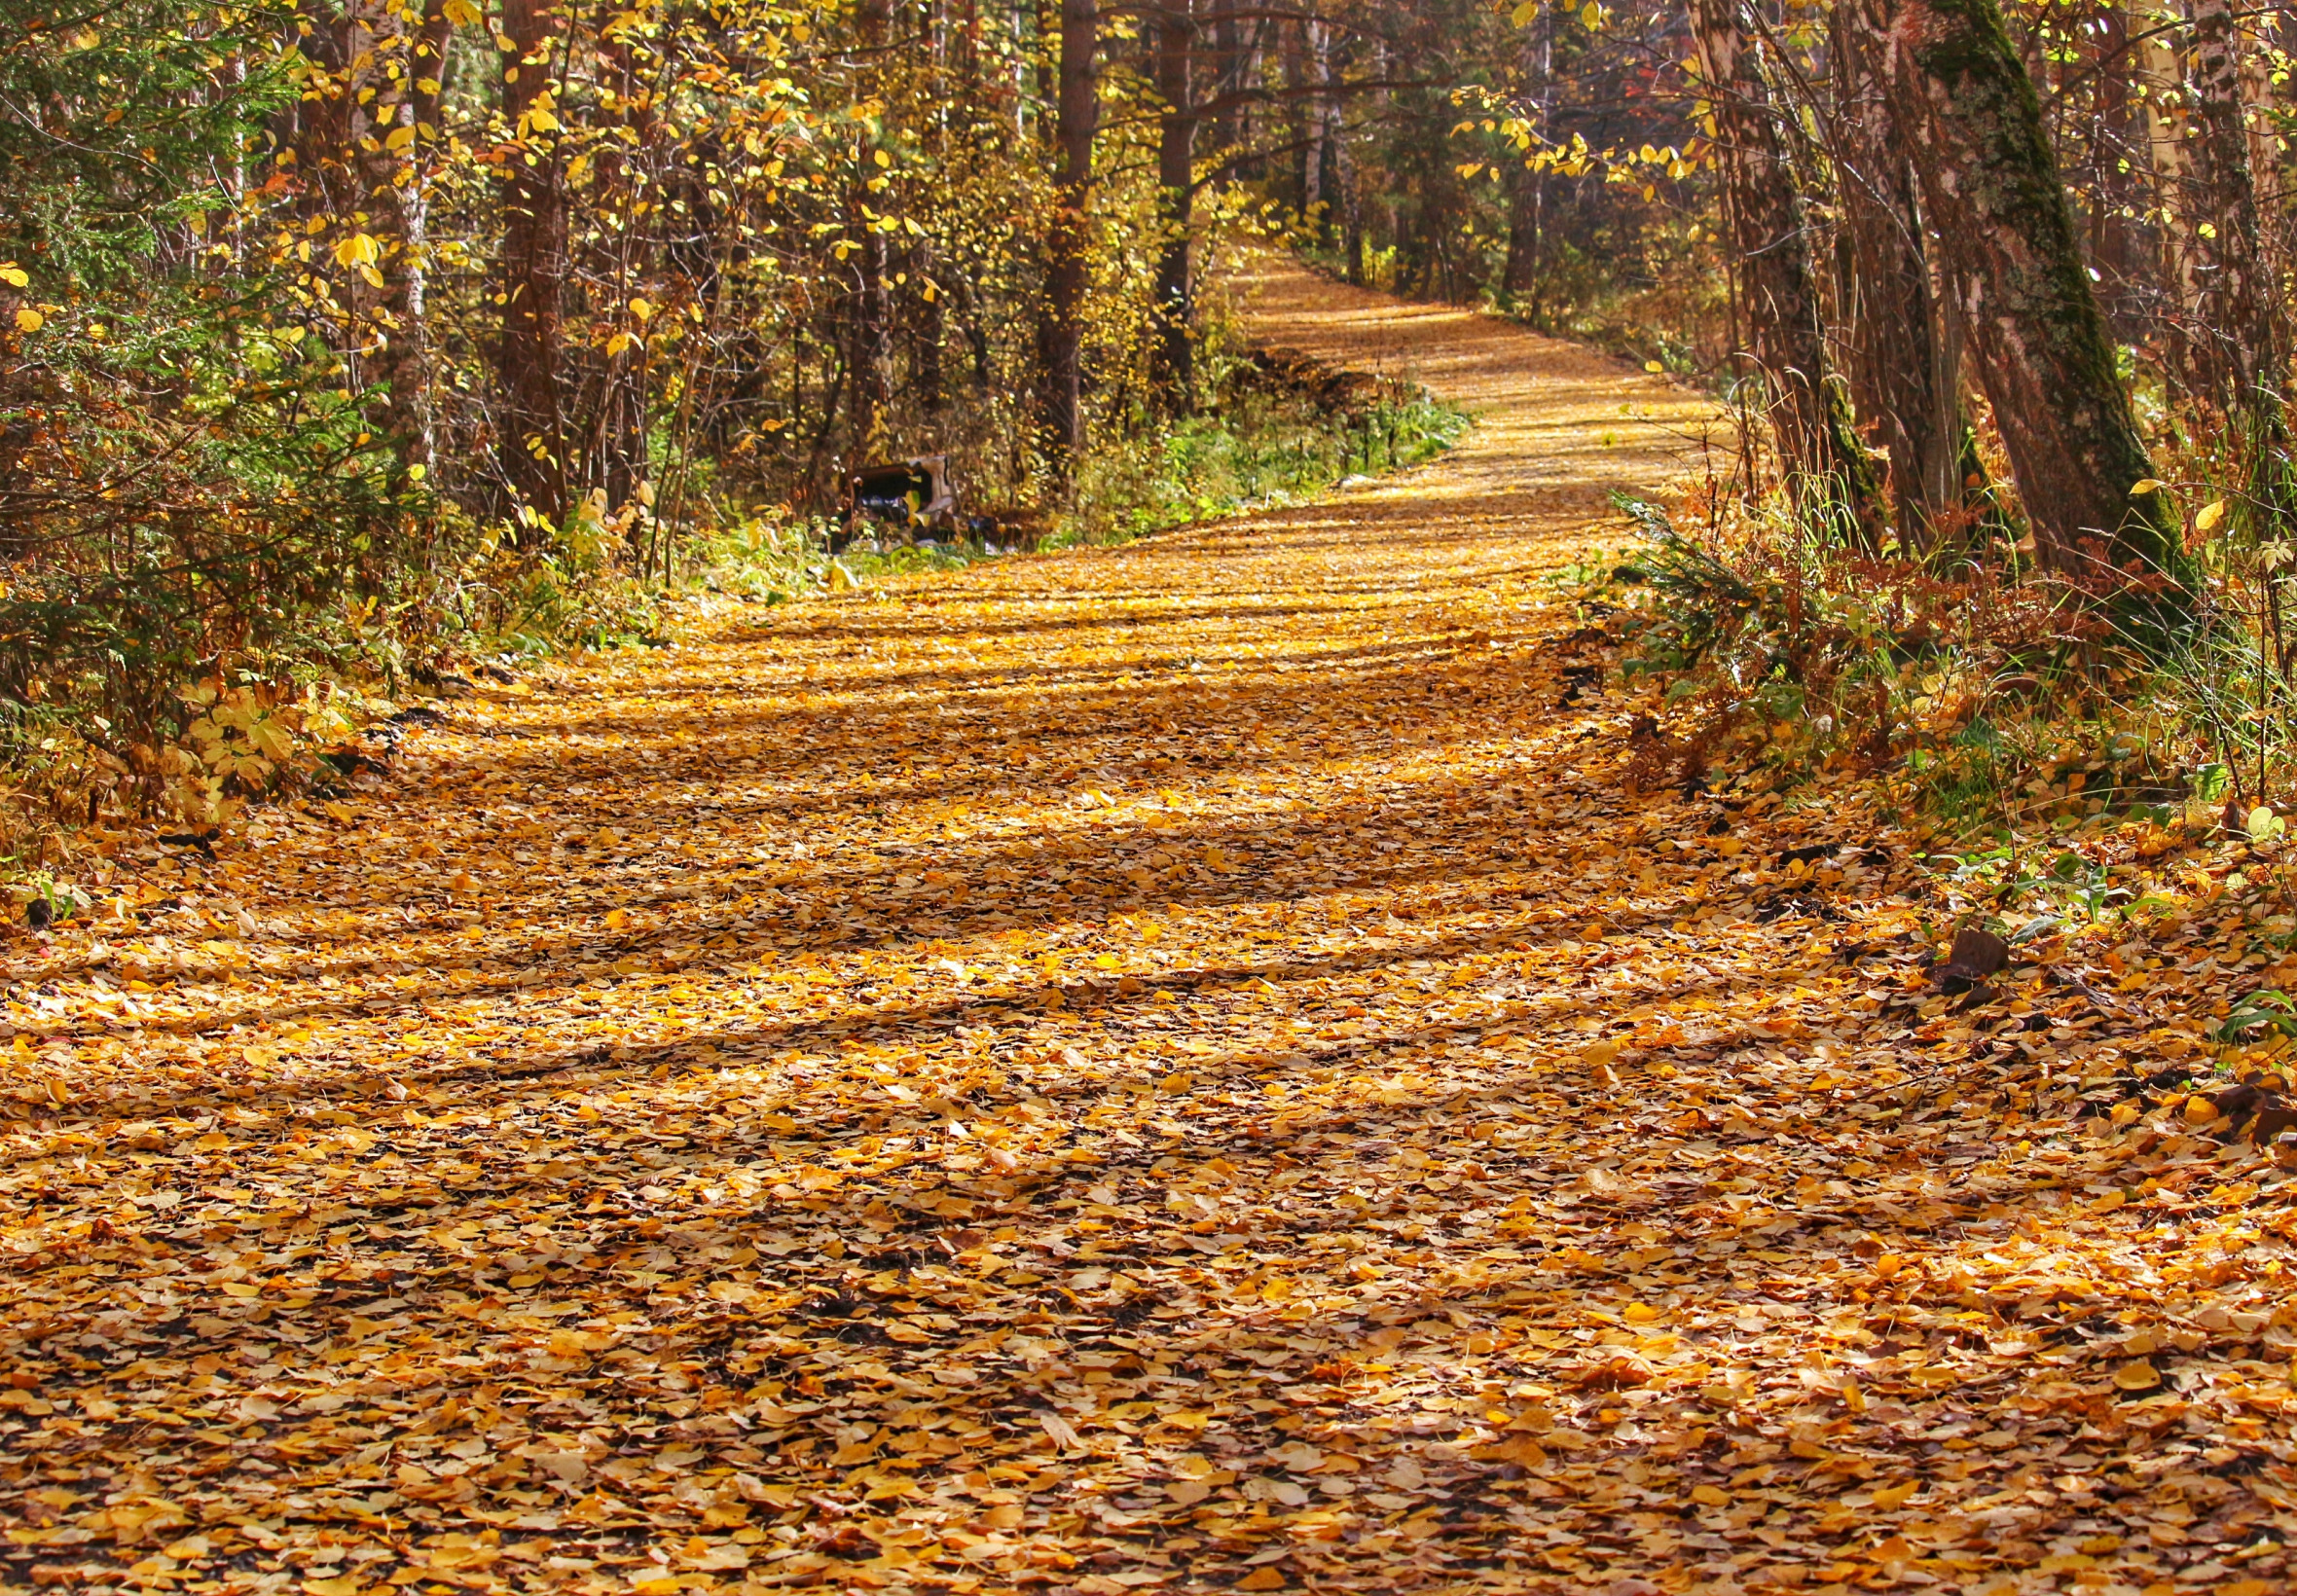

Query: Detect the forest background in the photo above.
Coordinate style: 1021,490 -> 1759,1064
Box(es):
3,0 -> 2295,887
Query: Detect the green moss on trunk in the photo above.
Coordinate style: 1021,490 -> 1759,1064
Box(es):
1867,0 -> 2177,586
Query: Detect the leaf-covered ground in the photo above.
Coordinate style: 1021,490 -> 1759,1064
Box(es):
9,261 -> 2297,1596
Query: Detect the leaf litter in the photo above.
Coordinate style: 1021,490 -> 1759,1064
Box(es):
6,262 -> 2297,1595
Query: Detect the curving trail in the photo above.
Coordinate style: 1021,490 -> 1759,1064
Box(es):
6,260 -> 2287,1596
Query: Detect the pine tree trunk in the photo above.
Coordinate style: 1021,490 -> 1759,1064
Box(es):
1036,0 -> 1097,480
497,0 -> 568,526
1150,0 -> 1196,407
1861,0 -> 2172,580
1693,0 -> 1882,539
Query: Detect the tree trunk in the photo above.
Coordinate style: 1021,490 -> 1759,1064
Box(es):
1502,7 -> 1552,305
1036,0 -> 1097,481
1321,28 -> 1362,282
1861,0 -> 2173,580
846,0 -> 894,461
1294,20 -> 1321,222
1692,0 -> 1882,539
1209,0 -> 1239,170
1150,0 -> 1196,407
366,0 -> 452,482
2084,2 -> 2147,343
2171,0 -> 2284,418
497,0 -> 569,526
1830,1 -> 1959,538
588,27 -> 653,518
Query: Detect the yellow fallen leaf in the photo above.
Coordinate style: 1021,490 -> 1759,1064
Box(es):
2196,497 -> 2228,533
2112,1360 -> 2162,1392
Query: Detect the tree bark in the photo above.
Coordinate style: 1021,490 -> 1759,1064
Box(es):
1861,0 -> 2173,580
1036,0 -> 1097,480
497,0 -> 569,526
587,25 -> 653,517
846,0 -> 894,460
1293,20 -> 1321,222
368,0 -> 453,482
1502,6 -> 1552,305
1692,0 -> 1882,539
1150,0 -> 1196,407
1321,28 -> 1362,282
1209,0 -> 1239,169
2169,0 -> 2283,418
1830,0 -> 1959,538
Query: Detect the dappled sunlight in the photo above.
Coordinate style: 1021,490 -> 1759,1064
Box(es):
5,262 -> 2281,1596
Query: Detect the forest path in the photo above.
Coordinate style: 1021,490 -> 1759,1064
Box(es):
9,263 -> 2271,1596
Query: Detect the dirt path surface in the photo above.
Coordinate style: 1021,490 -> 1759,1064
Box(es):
8,261 -> 2292,1596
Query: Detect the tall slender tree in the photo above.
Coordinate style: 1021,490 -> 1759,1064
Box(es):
1149,0 -> 1198,405
1037,0 -> 1098,479
497,0 -> 569,524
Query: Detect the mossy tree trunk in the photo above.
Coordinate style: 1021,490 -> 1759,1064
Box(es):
1861,0 -> 2174,583
1691,0 -> 1883,543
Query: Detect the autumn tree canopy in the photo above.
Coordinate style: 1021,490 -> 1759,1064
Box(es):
0,0 -> 2290,813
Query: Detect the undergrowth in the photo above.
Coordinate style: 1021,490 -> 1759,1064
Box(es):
1586,478 -> 2291,849
0,333 -> 1460,910
1059,374 -> 1465,547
